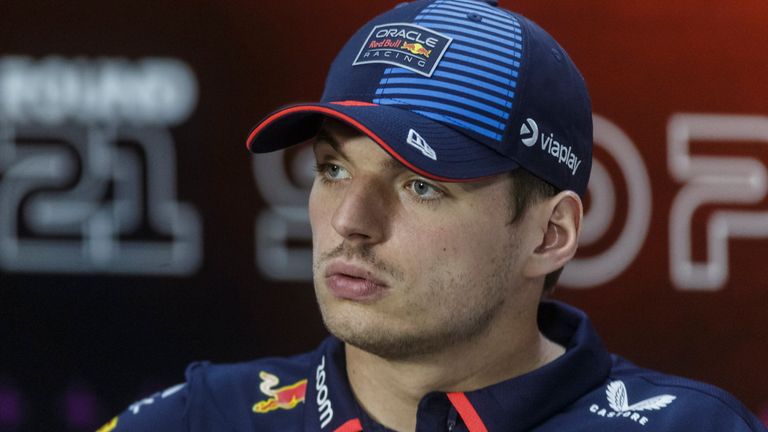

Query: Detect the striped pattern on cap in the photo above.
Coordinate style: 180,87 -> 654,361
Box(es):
373,0 -> 523,142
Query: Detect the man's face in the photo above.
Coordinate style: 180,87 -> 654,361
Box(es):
309,120 -> 539,360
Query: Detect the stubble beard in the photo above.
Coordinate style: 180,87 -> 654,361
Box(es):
314,241 -> 514,361
329,287 -> 506,361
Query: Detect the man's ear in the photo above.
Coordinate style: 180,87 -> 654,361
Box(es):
523,191 -> 583,278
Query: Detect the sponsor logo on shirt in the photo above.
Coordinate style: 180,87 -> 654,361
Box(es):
588,380 -> 677,427
316,355 -> 334,428
96,416 -> 118,432
96,383 -> 186,432
128,383 -> 187,415
253,371 -> 308,413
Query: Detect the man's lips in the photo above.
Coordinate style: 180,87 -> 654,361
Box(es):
324,261 -> 389,301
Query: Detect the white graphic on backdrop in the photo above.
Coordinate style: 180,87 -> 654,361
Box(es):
668,114 -> 768,290
0,57 -> 202,275
560,114 -> 652,288
252,145 -> 314,281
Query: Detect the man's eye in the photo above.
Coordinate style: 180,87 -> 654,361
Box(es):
408,179 -> 443,201
327,164 -> 342,178
316,163 -> 350,181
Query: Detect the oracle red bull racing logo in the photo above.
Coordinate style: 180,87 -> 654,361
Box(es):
353,23 -> 452,77
252,371 -> 308,413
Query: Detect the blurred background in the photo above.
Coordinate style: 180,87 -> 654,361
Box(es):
0,0 -> 766,430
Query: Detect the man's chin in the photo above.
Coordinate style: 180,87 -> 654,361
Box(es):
321,313 -> 442,361
335,331 -> 428,360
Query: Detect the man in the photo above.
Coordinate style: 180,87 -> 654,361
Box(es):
100,0 -> 766,431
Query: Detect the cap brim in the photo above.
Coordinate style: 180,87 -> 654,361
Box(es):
246,102 -> 519,182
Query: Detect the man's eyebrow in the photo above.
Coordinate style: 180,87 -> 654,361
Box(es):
314,129 -> 343,154
314,128 -> 408,173
378,156 -> 406,172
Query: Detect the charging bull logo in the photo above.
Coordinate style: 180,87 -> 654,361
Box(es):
253,371 -> 308,413
402,42 -> 432,58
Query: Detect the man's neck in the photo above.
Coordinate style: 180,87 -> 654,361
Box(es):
344,309 -> 565,431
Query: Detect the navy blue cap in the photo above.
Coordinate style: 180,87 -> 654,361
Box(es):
247,0 -> 592,196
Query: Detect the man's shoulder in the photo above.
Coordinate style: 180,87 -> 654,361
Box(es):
610,355 -> 754,412
183,349 -> 317,427
539,355 -> 766,431
186,347 -> 316,394
571,355 -> 766,431
97,345 -> 324,432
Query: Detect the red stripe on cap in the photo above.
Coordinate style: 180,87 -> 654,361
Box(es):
246,105 -> 461,183
330,100 -> 378,106
333,418 -> 363,432
447,392 -> 489,432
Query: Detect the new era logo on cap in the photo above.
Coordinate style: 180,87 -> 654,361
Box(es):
353,23 -> 452,77
406,128 -> 437,160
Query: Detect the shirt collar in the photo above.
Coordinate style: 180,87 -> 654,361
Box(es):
457,301 -> 612,431
303,301 -> 611,431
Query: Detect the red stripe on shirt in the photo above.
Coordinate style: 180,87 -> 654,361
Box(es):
333,418 -> 363,432
447,392 -> 489,432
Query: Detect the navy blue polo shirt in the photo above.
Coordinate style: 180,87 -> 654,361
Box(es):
99,302 -> 766,431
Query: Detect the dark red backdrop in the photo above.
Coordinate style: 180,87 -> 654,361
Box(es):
0,1 -> 766,430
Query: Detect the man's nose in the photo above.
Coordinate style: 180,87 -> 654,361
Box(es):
331,179 -> 389,244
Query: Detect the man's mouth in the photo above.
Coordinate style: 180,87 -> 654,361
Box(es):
324,261 -> 389,301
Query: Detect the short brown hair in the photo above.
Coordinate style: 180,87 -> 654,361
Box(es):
507,169 -> 563,296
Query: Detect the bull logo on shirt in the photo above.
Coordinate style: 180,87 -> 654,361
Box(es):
253,371 -> 308,413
